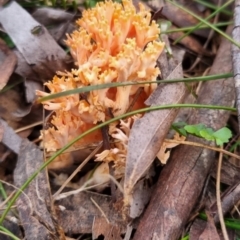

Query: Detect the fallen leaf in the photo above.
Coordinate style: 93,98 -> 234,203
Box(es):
129,171 -> 154,218
0,118 -> 22,154
157,133 -> 186,164
211,159 -> 240,186
124,62 -> 187,209
14,138 -> 65,240
168,30 -> 213,56
0,1 -> 68,80
92,216 -> 122,240
55,191 -> 126,234
32,7 -> 74,42
0,38 -> 17,90
198,212 -> 220,240
0,123 -> 3,142
0,87 -> 33,130
149,1 -> 210,38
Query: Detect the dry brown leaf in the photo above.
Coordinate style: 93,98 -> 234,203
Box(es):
0,87 -> 33,130
0,39 -> 17,90
168,30 -> 213,56
211,159 -> 240,186
0,118 -> 22,154
32,8 -> 74,42
157,133 -> 186,164
129,170 -> 154,218
198,212 -> 221,240
14,139 -> 65,240
56,191 -> 126,234
124,62 -> 187,210
149,0 -> 209,38
0,124 -> 3,142
92,216 -> 122,240
0,1 -> 68,81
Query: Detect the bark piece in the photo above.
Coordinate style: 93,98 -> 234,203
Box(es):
133,26 -> 235,240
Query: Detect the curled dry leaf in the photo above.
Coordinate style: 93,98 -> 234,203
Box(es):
157,133 -> 186,164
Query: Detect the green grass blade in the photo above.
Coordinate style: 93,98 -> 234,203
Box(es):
0,79 -> 24,94
198,212 -> 240,230
0,182 -> 7,200
38,73 -> 233,103
193,0 -> 232,16
0,226 -> 20,240
166,0 -> 239,47
173,0 -> 233,44
161,21 -> 233,34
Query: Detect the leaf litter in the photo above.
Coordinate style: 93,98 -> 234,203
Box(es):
0,1 -> 240,240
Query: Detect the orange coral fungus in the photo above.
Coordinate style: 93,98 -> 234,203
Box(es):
37,0 -> 164,166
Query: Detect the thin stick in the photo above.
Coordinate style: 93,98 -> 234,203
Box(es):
15,121 -> 43,133
91,197 -> 110,224
164,139 -> 240,160
53,144 -> 102,199
216,148 -> 229,240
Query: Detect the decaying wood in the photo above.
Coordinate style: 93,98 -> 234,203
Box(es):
232,0 -> 240,132
133,26 -> 235,240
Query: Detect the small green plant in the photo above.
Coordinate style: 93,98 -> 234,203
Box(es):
172,122 -> 232,146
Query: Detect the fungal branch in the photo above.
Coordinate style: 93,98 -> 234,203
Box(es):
36,0 -> 165,172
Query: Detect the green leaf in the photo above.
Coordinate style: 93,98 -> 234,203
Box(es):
184,124 -> 205,137
172,121 -> 187,128
199,128 -> 215,141
213,127 -> 232,146
171,122 -> 187,136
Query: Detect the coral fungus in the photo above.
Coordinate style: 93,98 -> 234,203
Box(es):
37,0 -> 164,169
